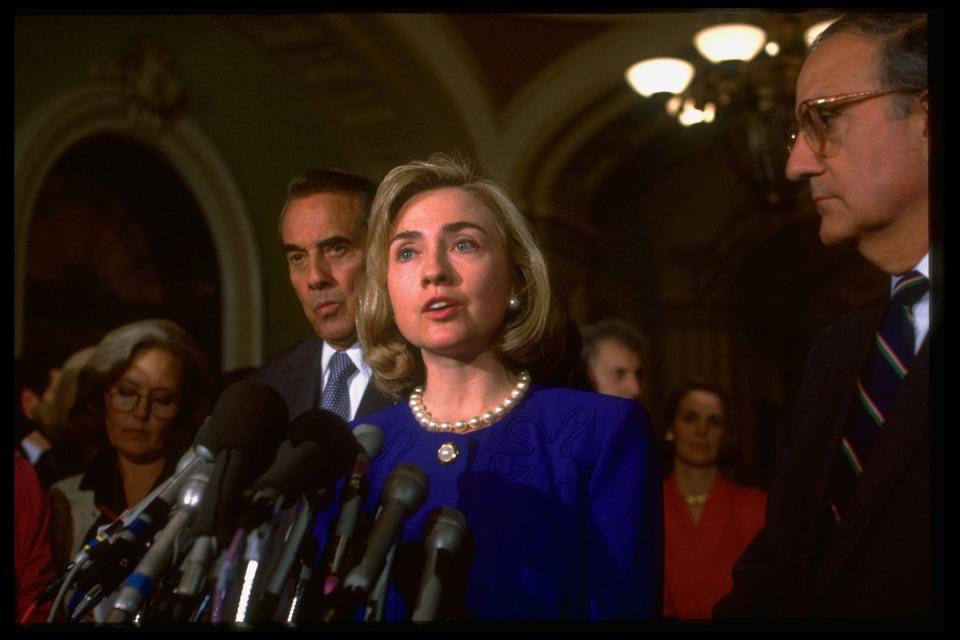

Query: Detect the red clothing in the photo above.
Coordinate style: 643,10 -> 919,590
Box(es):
662,472 -> 766,620
15,456 -> 56,624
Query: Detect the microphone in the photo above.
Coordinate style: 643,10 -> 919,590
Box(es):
46,389 -> 251,622
72,379 -> 274,569
173,382 -> 287,622
105,464 -> 213,623
241,409 -> 363,531
411,507 -> 467,622
322,423 -> 385,597
71,413 -> 223,567
264,422 -> 384,622
343,464 -> 429,594
188,380 -> 288,548
230,409 -> 362,622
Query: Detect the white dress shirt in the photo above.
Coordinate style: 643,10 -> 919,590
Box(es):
891,252 -> 930,355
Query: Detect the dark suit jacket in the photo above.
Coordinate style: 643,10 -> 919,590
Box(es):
715,297 -> 931,618
256,337 -> 394,422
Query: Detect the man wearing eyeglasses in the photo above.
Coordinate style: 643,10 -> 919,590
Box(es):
716,14 -> 933,619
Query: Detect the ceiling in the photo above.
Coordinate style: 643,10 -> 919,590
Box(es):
219,11 -> 840,226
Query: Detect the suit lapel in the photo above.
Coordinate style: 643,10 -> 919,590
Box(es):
811,338 -> 930,595
794,303 -> 884,577
281,339 -> 323,419
355,381 -> 395,420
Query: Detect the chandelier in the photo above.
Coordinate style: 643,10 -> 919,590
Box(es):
624,14 -> 838,207
625,16 -> 837,127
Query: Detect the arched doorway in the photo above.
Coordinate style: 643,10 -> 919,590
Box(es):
23,133 -> 222,366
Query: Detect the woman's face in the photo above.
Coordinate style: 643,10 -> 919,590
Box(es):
670,389 -> 726,468
104,347 -> 183,464
387,187 -> 514,362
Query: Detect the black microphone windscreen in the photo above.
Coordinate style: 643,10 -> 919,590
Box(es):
259,409 -> 362,495
207,380 -> 289,453
189,381 -> 288,541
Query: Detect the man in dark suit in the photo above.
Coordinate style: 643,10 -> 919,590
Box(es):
715,14 -> 933,618
257,169 -> 393,421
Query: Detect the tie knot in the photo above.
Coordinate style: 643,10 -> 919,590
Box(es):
892,271 -> 929,307
329,350 -> 357,380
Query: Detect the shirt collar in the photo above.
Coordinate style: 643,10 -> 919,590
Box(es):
890,252 -> 930,295
321,341 -> 367,376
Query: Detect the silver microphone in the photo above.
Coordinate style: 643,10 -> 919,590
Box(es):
343,464 -> 428,594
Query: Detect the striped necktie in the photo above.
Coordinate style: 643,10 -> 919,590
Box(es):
321,350 -> 357,422
826,271 -> 929,523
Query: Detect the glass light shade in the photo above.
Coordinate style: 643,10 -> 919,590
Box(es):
694,23 -> 767,62
625,57 -> 695,97
805,19 -> 837,47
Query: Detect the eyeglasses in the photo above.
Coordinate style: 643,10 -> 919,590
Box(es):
108,385 -> 180,419
787,88 -> 913,157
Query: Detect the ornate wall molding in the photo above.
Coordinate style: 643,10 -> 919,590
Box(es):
15,55 -> 262,368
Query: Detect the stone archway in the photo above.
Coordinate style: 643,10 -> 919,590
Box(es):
15,75 -> 262,368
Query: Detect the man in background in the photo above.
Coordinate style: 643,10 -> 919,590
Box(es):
257,169 -> 392,423
580,318 -> 648,403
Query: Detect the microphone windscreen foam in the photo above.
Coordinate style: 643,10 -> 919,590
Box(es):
207,380 -> 289,453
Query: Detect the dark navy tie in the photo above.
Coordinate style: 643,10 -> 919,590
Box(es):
321,351 -> 357,421
826,271 -> 929,522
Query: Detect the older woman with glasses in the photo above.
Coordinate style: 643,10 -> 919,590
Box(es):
48,319 -> 210,587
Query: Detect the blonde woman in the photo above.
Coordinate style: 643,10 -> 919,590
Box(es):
316,154 -> 661,621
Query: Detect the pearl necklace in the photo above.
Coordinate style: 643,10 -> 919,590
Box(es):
409,371 -> 531,433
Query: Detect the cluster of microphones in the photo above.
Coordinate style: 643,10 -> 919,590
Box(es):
33,380 -> 468,624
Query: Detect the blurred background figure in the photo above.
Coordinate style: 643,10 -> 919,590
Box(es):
15,347 -> 67,458
659,380 -> 765,620
48,319 -> 211,578
15,456 -> 56,624
580,318 -> 648,403
26,346 -> 98,489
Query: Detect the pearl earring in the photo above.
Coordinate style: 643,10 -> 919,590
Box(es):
508,295 -> 520,310
665,431 -> 675,442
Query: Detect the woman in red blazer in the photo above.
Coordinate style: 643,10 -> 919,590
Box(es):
660,380 -> 766,620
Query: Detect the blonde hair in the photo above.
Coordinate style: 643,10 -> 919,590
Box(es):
358,153 -> 567,398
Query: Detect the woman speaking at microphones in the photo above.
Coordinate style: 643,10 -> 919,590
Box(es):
313,154 -> 661,622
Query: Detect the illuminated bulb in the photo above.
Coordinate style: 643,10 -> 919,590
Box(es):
625,57 -> 695,96
694,23 -> 767,62
765,41 -> 780,56
677,99 -> 716,127
704,102 -> 716,123
666,95 -> 682,116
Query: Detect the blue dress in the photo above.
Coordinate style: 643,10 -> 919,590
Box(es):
312,385 -> 662,621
